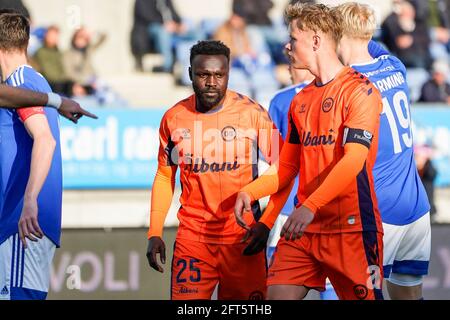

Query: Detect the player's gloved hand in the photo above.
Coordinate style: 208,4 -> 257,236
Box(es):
59,97 -> 98,124
241,222 -> 270,256
281,205 -> 314,241
146,236 -> 166,273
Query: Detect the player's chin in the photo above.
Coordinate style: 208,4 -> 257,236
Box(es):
200,95 -> 222,108
292,61 -> 306,69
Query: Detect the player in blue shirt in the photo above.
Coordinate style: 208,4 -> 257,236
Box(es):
267,62 -> 313,260
0,12 -> 62,300
336,3 -> 431,300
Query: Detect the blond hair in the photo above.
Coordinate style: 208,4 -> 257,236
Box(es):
285,2 -> 344,46
334,2 -> 377,41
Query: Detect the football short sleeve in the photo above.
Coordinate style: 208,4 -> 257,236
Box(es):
343,83 -> 382,149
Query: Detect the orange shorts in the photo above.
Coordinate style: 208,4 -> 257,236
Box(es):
268,232 -> 384,300
171,237 -> 267,300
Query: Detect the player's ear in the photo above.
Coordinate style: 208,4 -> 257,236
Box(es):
312,34 -> 320,51
188,67 -> 192,81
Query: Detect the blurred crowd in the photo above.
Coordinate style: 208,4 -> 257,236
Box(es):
0,0 -> 124,106
380,0 -> 450,104
3,0 -> 450,108
131,0 -> 317,103
131,0 -> 450,107
129,0 -> 444,218
0,0 -> 444,216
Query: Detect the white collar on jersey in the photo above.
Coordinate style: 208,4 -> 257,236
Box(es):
350,55 -> 390,68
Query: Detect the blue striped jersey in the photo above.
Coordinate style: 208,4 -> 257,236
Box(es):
0,65 -> 62,246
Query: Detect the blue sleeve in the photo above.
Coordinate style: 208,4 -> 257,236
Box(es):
390,55 -> 407,77
368,40 -> 390,58
20,68 -> 52,94
268,98 -> 282,134
269,97 -> 289,140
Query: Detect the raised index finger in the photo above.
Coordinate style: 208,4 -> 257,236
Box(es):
79,108 -> 98,119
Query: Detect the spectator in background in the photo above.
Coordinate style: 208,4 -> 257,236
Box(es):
0,0 -> 29,17
64,27 -> 107,96
426,0 -> 450,45
213,13 -> 254,64
419,59 -> 450,104
32,26 -> 78,97
130,0 -> 152,71
412,0 -> 450,59
213,11 -> 278,103
415,145 -> 438,220
443,0 -> 450,29
233,0 -> 287,65
381,0 -> 432,69
130,0 -> 199,74
28,26 -> 46,57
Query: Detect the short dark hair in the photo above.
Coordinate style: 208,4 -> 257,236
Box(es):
190,40 -> 230,65
0,8 -> 20,15
0,12 -> 30,52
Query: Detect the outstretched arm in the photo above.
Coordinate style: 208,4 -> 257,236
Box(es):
59,97 -> 98,123
0,84 -> 48,107
0,84 -> 98,123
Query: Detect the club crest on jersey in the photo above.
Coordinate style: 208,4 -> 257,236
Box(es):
299,104 -> 307,113
221,126 -> 237,141
322,97 -> 334,113
353,284 -> 368,300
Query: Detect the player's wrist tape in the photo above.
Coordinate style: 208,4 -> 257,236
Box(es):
47,92 -> 62,110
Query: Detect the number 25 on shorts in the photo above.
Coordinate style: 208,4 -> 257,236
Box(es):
176,258 -> 201,283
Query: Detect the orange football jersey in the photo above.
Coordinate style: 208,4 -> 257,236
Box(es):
285,66 -> 383,233
157,90 -> 282,243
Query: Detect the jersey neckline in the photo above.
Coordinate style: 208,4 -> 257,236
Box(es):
350,55 -> 388,68
314,66 -> 349,88
4,64 -> 32,83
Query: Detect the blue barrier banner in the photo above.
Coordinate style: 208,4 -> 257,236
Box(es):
61,106 -> 450,189
61,109 -> 164,188
412,106 -> 450,187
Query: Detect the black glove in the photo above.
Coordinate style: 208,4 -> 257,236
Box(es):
146,236 -> 166,273
242,222 -> 270,256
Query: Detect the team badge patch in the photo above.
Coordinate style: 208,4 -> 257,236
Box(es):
322,98 -> 334,113
221,126 -> 237,141
353,284 -> 368,300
